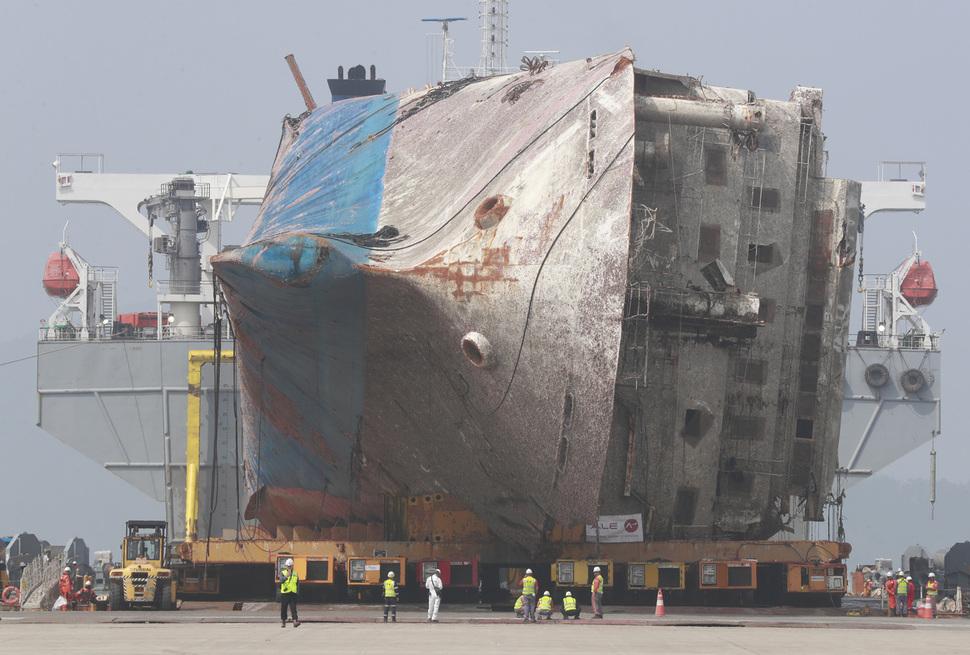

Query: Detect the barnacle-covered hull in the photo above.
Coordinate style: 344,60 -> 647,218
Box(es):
213,49 -> 858,553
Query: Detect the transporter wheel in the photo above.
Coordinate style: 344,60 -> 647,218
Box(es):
899,368 -> 926,393
155,580 -> 176,610
864,363 -> 890,388
108,580 -> 123,611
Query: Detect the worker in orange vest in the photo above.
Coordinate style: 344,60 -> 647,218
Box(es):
74,580 -> 96,610
926,573 -> 939,618
58,567 -> 75,611
885,575 -> 897,616
905,576 -> 915,615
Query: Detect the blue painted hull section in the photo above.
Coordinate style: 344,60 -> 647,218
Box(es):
215,235 -> 365,509
247,94 -> 399,258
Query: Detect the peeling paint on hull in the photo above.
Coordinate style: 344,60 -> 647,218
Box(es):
212,49 -> 858,554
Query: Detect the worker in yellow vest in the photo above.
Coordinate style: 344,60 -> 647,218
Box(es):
926,572 -> 939,618
514,595 -> 525,619
383,571 -> 398,623
536,591 -> 554,620
560,590 -> 581,619
279,558 -> 300,628
520,569 -> 538,623
591,566 -> 605,618
895,572 -> 909,618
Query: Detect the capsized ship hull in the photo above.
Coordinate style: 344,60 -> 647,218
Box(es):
213,49 -> 858,553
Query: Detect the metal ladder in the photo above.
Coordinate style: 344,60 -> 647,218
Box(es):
96,266 -> 118,324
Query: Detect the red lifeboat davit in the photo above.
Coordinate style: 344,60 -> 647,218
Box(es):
43,252 -> 80,298
901,260 -> 938,307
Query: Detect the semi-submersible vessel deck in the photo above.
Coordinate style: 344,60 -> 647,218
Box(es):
38,48 -> 939,603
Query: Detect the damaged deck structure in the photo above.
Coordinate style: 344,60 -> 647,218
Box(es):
212,49 -> 858,555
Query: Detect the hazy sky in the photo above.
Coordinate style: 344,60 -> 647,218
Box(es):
1,1 -> 965,570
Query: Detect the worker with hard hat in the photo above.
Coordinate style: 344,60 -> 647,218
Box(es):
536,590 -> 555,620
514,595 -> 525,618
926,572 -> 939,618
383,571 -> 399,623
74,579 -> 96,609
895,571 -> 909,618
520,568 -> 538,623
58,566 -> 74,611
279,558 -> 300,627
591,566 -> 605,619
426,567 -> 444,622
561,590 -> 580,619
885,573 -> 897,616
905,576 -> 915,615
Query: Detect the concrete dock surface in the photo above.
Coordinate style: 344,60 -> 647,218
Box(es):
3,602 -> 968,654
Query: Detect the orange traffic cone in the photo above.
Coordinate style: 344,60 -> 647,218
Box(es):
922,599 -> 933,619
655,589 -> 666,617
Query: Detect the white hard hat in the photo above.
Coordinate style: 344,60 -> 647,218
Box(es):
64,567 -> 71,572
593,566 -> 601,572
544,591 -> 550,596
84,580 -> 92,587
565,591 -> 572,597
929,572 -> 936,577
285,558 -> 294,567
898,570 -> 904,576
907,576 -> 912,581
388,571 -> 395,578
525,569 -> 532,574
435,569 -> 441,574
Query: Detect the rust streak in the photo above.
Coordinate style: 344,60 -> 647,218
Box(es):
409,244 -> 517,299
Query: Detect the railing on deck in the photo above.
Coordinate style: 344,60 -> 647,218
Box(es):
39,320 -> 232,343
851,330 -> 940,350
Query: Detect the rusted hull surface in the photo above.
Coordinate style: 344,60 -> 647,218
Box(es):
214,51 -> 637,552
603,79 -> 859,540
213,49 -> 859,554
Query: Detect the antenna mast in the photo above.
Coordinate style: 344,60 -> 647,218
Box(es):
422,17 -> 467,83
478,0 -> 509,77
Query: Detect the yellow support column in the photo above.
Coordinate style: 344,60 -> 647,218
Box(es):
185,350 -> 234,542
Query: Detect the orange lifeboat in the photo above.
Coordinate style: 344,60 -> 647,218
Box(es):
901,260 -> 937,307
43,252 -> 80,298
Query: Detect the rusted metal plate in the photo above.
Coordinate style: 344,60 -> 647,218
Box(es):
213,49 -> 859,556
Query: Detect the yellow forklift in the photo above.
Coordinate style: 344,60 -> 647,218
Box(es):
107,521 -> 177,610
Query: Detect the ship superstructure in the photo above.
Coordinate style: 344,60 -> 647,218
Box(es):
838,164 -> 940,486
38,156 -> 268,541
